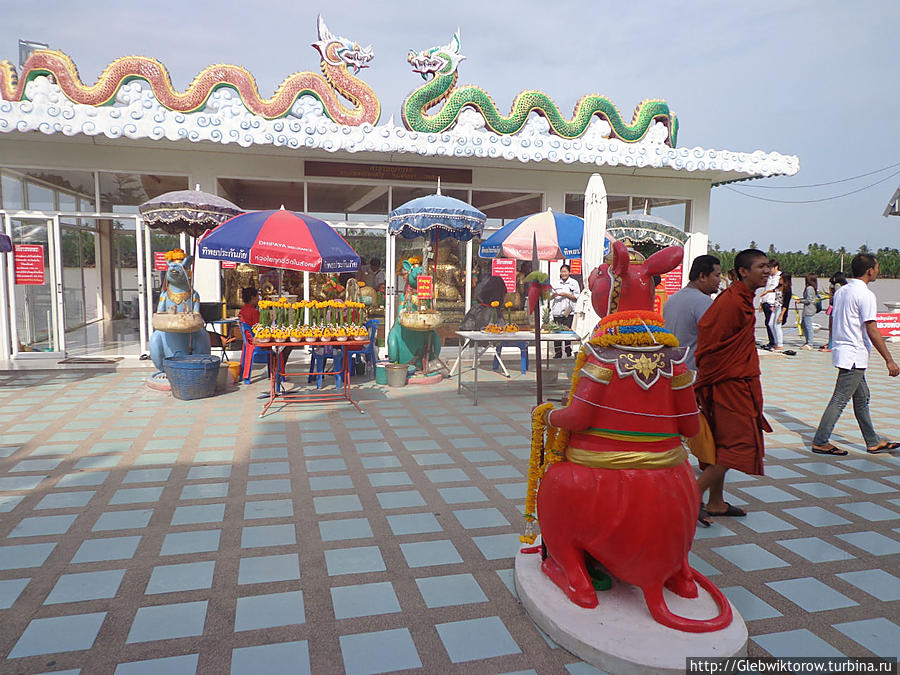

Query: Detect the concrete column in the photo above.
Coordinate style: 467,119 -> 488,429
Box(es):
681,188 -> 711,286
98,219 -> 114,320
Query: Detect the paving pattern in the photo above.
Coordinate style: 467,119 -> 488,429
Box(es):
0,344 -> 898,674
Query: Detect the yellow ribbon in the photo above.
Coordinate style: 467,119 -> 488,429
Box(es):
566,445 -> 687,470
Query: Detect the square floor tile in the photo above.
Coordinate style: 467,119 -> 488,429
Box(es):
721,586 -> 782,621
11,514 -> 78,537
126,601 -> 207,643
251,447 -> 288,460
180,483 -> 229,500
835,532 -> 900,556
737,485 -> 800,503
436,616 -> 521,663
737,512 -> 797,533
412,453 -> 455,466
424,468 -> 470,484
46,569 -> 126,604
777,537 -> 854,563
399,540 -> 462,568
331,581 -> 400,619
438,486 -> 488,504
495,483 -> 527,500
0,543 -> 56,570
123,468 -> 171,484
712,544 -> 790,571
325,546 -> 386,576
0,475 -> 47,491
11,457 -> 64,472
248,461 -> 291,476
231,641 -> 310,675
791,482 -> 850,499
340,628 -> 421,675
0,494 -> 24,512
309,475 -> 354,491
454,508 -> 511,530
171,503 -> 225,525
0,578 -> 30,609
114,654 -> 199,674
238,554 -> 301,585
235,590 -> 305,631
688,552 -> 720,577
354,441 -> 393,455
462,450 -> 504,463
763,465 -> 805,480
386,512 -> 442,535
52,472 -> 106,488
110,487 -> 164,505
833,618 -> 900,657
246,479 -> 292,496
477,465 -> 523,480
35,491 -> 96,510
319,518 -> 373,542
305,458 -> 347,473
146,561 -> 215,594
241,524 -> 296,549
72,536 -> 141,563
367,471 -> 413,487
766,577 -> 857,612
837,478 -> 895,494
752,629 -> 843,658
472,534 -> 520,560
187,466 -> 231,480
314,494 -> 363,515
9,612 -> 106,658
416,573 -> 488,608
360,456 -> 402,470
837,501 -> 899,521
404,440 -> 440,451
160,529 -> 221,556
836,569 -> 900,601
782,506 -> 852,527
244,499 -> 294,520
842,458 -> 890,472
376,490 -> 426,509
134,453 -> 179,466
794,462 -> 849,476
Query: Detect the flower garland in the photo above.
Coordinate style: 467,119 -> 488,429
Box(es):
591,310 -> 679,348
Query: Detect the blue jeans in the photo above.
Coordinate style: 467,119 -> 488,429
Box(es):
801,315 -> 815,346
813,367 -> 879,448
768,307 -> 783,347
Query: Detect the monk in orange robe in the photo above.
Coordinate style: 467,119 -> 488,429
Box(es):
694,249 -> 772,524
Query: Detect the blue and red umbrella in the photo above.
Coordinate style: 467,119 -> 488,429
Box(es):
478,209 -> 584,261
198,209 -> 359,273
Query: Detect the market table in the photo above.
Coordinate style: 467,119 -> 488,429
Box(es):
252,339 -> 366,416
453,330 -> 581,405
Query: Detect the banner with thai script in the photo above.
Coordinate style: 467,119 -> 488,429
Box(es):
492,259 -> 517,293
13,245 -> 45,285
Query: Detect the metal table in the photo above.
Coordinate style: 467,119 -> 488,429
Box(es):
453,330 -> 581,405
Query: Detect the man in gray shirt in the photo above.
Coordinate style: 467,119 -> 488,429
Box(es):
663,255 -> 722,370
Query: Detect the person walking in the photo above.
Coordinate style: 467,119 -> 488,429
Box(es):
810,254 -> 899,456
663,254 -> 722,370
768,272 -> 789,351
800,273 -> 818,349
759,259 -> 781,348
820,272 -> 847,352
550,264 -> 580,358
694,249 -> 772,525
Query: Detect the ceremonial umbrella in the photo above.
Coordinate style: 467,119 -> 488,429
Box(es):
139,187 -> 242,239
197,209 -> 360,273
478,209 -> 583,260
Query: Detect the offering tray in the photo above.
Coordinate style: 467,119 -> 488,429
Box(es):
152,312 -> 205,333
399,311 -> 443,332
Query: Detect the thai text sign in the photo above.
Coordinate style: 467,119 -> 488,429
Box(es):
13,245 -> 45,285
305,160 -> 472,184
221,261 -> 237,269
876,313 -> 900,338
492,259 -> 517,293
416,275 -> 433,299
663,265 -> 683,295
568,258 -> 582,275
153,252 -> 168,271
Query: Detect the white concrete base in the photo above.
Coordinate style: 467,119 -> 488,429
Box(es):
515,539 -> 747,674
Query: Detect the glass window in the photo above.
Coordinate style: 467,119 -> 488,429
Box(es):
2,168 -> 95,211
308,182 -> 388,221
217,178 -> 304,211
471,190 -> 542,222
99,172 -> 188,213
1,171 -> 25,210
26,182 -> 55,211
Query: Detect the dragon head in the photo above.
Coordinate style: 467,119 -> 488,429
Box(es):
312,15 -> 374,73
407,31 -> 465,80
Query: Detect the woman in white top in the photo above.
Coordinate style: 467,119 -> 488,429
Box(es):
550,264 -> 580,358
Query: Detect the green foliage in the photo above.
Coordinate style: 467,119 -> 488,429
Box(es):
708,242 -> 900,278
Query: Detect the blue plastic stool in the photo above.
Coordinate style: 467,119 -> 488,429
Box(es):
308,346 -> 344,389
351,319 -> 380,376
493,341 -> 528,374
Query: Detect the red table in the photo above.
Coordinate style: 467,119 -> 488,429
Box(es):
252,339 -> 366,417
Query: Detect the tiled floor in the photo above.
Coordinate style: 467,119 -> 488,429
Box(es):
0,341 -> 899,673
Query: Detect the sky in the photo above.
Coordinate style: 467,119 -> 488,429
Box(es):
3,0 -> 899,251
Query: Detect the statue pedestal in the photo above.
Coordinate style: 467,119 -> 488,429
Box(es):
515,538 -> 748,674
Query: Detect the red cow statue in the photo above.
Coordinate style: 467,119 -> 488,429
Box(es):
530,239 -> 732,632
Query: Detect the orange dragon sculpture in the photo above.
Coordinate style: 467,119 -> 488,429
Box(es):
0,16 -> 380,125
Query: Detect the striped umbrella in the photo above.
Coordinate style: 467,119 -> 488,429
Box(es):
197,209 -> 359,273
478,209 -> 583,260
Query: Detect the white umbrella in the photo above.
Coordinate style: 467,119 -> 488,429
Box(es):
577,174 -> 608,338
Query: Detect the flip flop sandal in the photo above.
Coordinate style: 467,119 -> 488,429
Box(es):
867,441 -> 900,454
812,445 -> 848,456
697,503 -> 711,528
706,503 -> 746,517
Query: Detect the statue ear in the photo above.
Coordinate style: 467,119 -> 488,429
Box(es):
183,255 -> 194,269
611,240 -> 630,276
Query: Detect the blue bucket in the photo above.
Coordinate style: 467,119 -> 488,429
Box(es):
164,354 -> 221,400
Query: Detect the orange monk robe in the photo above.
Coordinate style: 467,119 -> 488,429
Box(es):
695,282 -> 771,476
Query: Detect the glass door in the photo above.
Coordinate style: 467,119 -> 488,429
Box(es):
4,214 -> 65,356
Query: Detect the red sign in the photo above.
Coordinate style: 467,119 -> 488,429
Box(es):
154,251 -> 168,271
492,258 -> 517,293
416,275 -> 433,299
568,258 -> 582,275
876,313 -> 900,338
13,245 -> 45,285
222,261 -> 237,269
663,265 -> 683,295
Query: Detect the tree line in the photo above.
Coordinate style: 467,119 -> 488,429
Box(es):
708,243 -> 900,278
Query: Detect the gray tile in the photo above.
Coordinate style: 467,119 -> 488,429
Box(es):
9,612 -> 107,657
836,569 -> 900,601
0,543 -> 57,570
235,590 -> 305,630
331,581 -> 400,619
339,629 -> 420,675
777,537 -> 854,563
160,530 -> 221,556
238,554 -> 301,585
72,536 -> 142,563
146,561 -> 215,594
46,569 -> 126,604
11,514 -> 78,537
325,546 -> 386,576
436,616 -> 521,663
126,601 -> 207,643
766,577 -> 857,612
231,641 -> 310,675
712,544 -> 790,571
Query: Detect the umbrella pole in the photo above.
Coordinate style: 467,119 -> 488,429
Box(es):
534,291 -> 543,406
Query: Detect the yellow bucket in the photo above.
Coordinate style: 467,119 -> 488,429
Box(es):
227,361 -> 241,383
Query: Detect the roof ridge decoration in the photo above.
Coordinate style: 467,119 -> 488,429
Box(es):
402,31 -> 679,146
0,16 -> 380,125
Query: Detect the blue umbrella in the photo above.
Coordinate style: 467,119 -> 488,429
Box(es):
479,210 -> 584,260
388,193 -> 486,242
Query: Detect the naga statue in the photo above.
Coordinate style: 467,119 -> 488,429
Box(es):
523,239 -> 732,633
1,16 -> 380,125
403,32 -> 678,146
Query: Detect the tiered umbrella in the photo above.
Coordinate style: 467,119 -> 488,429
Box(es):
139,187 -> 242,239
197,209 -> 360,273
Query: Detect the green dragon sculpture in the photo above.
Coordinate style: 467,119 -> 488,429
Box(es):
402,32 -> 678,146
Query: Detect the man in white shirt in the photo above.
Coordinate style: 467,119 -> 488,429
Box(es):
550,264 -> 580,358
663,254 -> 722,370
811,254 -> 899,456
759,260 -> 781,348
